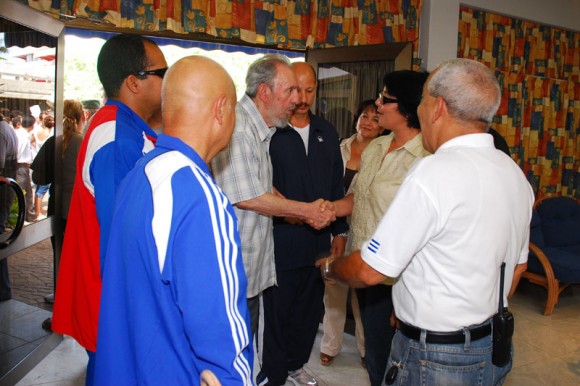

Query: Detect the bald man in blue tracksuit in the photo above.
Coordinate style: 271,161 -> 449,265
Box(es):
94,134 -> 253,385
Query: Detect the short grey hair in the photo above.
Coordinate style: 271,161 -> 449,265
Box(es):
428,58 -> 501,127
245,54 -> 292,98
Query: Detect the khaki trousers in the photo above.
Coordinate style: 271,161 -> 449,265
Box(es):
320,281 -> 365,357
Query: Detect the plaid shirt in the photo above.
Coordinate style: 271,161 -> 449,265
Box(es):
211,94 -> 276,298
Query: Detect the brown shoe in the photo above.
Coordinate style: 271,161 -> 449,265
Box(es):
320,352 -> 335,366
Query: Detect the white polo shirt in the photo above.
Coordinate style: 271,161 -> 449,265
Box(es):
361,133 -> 534,331
15,127 -> 34,164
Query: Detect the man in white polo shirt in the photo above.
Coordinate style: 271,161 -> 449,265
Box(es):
318,58 -> 533,385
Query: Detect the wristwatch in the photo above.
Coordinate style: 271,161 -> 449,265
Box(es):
323,257 -> 333,281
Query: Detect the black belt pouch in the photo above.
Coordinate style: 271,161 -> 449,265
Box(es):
492,308 -> 514,367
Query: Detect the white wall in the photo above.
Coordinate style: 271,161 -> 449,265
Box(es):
419,0 -> 580,71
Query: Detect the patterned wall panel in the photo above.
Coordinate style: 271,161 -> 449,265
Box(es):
25,0 -> 422,60
458,6 -> 580,200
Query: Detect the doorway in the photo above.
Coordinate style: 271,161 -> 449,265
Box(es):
306,42 -> 413,139
0,2 -> 65,384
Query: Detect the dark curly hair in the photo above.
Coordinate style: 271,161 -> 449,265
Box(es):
383,70 -> 429,130
351,99 -> 378,133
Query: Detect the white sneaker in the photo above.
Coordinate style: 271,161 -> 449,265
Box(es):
257,372 -> 294,386
287,368 -> 317,385
256,371 -> 268,386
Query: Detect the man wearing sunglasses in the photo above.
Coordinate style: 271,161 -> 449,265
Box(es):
52,33 -> 167,385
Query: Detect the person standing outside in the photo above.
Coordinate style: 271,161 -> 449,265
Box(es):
211,55 -> 335,344
52,33 -> 167,384
0,114 -> 18,195
14,114 -> 38,222
31,100 -> 86,315
81,99 -> 101,129
0,113 -> 18,301
31,112 -> 54,219
95,56 -> 252,386
320,58 -> 533,385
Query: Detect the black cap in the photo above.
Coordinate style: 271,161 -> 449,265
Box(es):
82,99 -> 101,110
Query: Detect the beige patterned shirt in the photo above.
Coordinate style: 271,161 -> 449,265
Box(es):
347,132 -> 429,255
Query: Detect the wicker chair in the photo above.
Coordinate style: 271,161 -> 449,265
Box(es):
523,196 -> 580,315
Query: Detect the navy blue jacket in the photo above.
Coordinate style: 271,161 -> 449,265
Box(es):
270,113 -> 348,271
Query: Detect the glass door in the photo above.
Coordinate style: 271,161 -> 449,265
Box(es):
0,1 -> 64,384
306,43 -> 413,139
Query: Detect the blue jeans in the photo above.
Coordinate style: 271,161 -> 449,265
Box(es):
385,322 -> 512,386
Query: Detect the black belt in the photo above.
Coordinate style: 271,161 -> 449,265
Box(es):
17,163 -> 31,168
398,319 -> 491,344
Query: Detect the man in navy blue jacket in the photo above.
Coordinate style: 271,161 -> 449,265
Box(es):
260,62 -> 348,386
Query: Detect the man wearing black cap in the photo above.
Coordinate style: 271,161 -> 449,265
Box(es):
81,99 -> 101,129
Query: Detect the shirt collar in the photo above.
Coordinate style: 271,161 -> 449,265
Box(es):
402,132 -> 425,157
437,133 -> 494,153
155,134 -> 210,175
239,94 -> 274,143
340,134 -> 356,151
377,132 -> 425,157
105,99 -> 158,140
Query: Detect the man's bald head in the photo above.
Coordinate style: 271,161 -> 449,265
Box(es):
291,62 -> 317,118
162,56 -> 237,162
292,61 -> 317,81
162,56 -> 235,123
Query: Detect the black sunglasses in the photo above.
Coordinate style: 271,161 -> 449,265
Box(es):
378,93 -> 398,105
135,67 -> 168,79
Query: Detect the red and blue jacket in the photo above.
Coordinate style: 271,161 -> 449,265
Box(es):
52,100 -> 157,352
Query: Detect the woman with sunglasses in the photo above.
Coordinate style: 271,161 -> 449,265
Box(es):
327,70 -> 430,386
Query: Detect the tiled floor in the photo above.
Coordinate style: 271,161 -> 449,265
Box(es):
504,282 -> 580,386
0,300 -> 53,383
12,281 -> 580,386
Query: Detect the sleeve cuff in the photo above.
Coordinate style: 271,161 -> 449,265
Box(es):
360,239 -> 404,279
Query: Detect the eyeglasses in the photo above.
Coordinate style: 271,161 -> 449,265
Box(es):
378,93 -> 398,105
134,67 -> 168,79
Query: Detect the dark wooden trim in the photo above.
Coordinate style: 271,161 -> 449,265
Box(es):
306,42 -> 411,65
0,1 -> 64,37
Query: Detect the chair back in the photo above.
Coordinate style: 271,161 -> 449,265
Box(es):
522,196 -> 580,314
529,210 -> 544,248
536,197 -> 580,248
